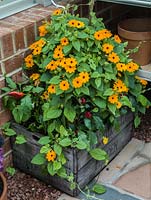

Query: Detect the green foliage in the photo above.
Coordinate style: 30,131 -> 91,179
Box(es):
1,4 -> 150,185
6,167 -> 16,176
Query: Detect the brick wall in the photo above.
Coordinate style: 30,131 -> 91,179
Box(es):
0,0 -> 150,168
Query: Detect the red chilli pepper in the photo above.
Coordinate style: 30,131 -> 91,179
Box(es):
8,91 -> 25,99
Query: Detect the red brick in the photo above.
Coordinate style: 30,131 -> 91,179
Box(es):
4,153 -> 13,170
0,79 -> 5,95
3,137 -> 11,154
0,110 -> 12,126
25,23 -> 36,46
1,33 -> 14,58
3,53 -> 24,74
12,70 -> 24,83
14,29 -> 25,51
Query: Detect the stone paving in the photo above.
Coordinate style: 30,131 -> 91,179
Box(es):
58,138 -> 151,200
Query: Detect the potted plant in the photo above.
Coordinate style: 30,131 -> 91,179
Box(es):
0,136 -> 7,200
1,0 -> 150,196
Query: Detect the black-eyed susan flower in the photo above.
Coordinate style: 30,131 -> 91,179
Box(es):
126,62 -> 139,73
38,24 -> 48,37
68,19 -> 77,27
46,150 -> 56,162
72,77 -> 83,88
94,29 -> 112,41
32,46 -> 42,55
53,9 -> 62,15
102,43 -> 114,54
76,21 -> 85,28
65,65 -> 76,73
66,58 -> 77,66
116,101 -> 122,109
30,73 -> 40,81
60,80 -> 70,91
47,84 -> 56,94
46,60 -> 58,71
41,91 -> 49,100
114,35 -> 121,43
108,52 -> 120,63
60,37 -> 69,46
135,76 -> 148,86
24,54 -> 34,68
108,94 -> 118,104
113,79 -> 128,93
79,72 -> 90,83
116,63 -> 127,72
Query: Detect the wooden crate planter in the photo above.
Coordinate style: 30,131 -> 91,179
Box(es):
10,112 -> 133,196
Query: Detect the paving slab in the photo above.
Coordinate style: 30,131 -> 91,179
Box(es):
139,142 -> 151,160
98,138 -> 144,184
114,163 -> 151,200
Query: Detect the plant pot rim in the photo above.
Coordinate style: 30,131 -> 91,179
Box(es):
0,172 -> 7,200
118,18 -> 151,41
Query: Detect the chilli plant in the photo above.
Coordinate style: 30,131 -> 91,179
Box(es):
1,3 -> 150,184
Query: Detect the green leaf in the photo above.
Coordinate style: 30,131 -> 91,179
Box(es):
80,86 -> 90,95
90,148 -> 107,161
32,87 -> 44,93
93,97 -> 106,109
59,138 -> 72,147
47,121 -> 56,134
53,161 -> 62,171
1,87 -> 11,92
47,162 -> 56,176
54,143 -> 62,156
64,105 -> 76,122
76,141 -> 87,150
38,136 -> 50,145
95,78 -> 102,88
57,167 -> 67,178
63,44 -> 72,54
40,72 -> 52,82
134,115 -> 141,128
72,40 -> 80,52
121,96 -> 133,110
31,153 -> 45,165
59,125 -> 68,136
92,183 -> 106,194
43,106 -> 62,121
4,128 -> 16,136
108,103 -> 116,115
49,76 -> 60,84
103,88 -> 114,96
6,167 -> 16,176
77,32 -> 88,39
6,77 -> 17,89
91,72 -> 101,78
15,135 -> 27,144
137,95 -> 148,107
40,144 -> 50,154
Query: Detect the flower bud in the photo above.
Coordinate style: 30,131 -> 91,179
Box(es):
84,111 -> 92,119
80,97 -> 86,104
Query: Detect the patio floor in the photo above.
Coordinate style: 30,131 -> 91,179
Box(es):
58,138 -> 151,200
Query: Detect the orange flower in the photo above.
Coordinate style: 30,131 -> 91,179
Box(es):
60,37 -> 69,46
113,79 -> 128,93
108,94 -> 118,104
46,60 -> 58,71
116,101 -> 122,109
108,52 -> 120,63
66,58 -> 77,66
116,63 -> 127,72
102,43 -> 114,54
135,76 -> 148,86
53,9 -> 62,15
46,150 -> 56,162
126,62 -> 139,73
41,91 -> 49,100
94,29 -> 112,40
47,84 -> 56,94
32,46 -> 42,55
72,77 -> 83,88
38,24 -> 48,37
24,54 -> 34,68
65,65 -> 76,73
68,19 -> 77,27
30,73 -> 40,81
59,80 -> 70,91
114,35 -> 121,43
79,72 -> 90,83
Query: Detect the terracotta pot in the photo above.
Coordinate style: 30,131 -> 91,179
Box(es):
118,18 -> 151,66
0,173 -> 7,200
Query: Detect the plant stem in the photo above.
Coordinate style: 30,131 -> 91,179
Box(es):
89,0 -> 95,14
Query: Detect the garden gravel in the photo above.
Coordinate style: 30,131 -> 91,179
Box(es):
5,107 -> 151,199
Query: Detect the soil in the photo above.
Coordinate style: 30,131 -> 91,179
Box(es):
5,105 -> 151,199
